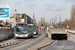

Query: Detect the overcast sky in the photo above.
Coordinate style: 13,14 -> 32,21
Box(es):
0,0 -> 75,22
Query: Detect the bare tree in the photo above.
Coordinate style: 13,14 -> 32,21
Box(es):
62,19 -> 70,29
70,4 -> 75,29
70,5 -> 75,21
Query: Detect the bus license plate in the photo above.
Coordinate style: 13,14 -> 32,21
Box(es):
20,35 -> 23,37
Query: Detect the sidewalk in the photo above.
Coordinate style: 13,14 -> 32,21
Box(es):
0,39 -> 21,48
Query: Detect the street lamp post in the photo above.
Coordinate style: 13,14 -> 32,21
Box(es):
14,0 -> 16,25
14,0 -> 16,35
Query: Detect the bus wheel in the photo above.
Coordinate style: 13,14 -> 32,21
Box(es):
31,33 -> 33,37
36,32 -> 38,35
28,35 -> 30,38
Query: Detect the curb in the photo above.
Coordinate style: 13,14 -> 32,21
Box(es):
0,40 -> 21,48
46,31 -> 51,39
68,32 -> 75,35
37,40 -> 55,50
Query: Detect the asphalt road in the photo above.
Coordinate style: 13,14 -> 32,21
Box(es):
43,33 -> 75,50
43,40 -> 75,50
1,31 -> 46,50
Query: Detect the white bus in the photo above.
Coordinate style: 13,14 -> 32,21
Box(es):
15,24 -> 33,38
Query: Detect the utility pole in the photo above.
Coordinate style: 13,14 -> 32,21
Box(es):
14,0 -> 16,25
14,0 -> 16,26
50,19 -> 51,25
52,18 -> 53,26
56,17 -> 57,28
25,0 -> 27,13
14,0 -> 16,35
54,18 -> 55,24
59,13 -> 61,28
47,20 -> 48,27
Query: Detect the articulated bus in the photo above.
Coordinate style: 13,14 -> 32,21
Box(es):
15,24 -> 33,38
33,25 -> 38,35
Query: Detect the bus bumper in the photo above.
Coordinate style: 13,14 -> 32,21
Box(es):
15,34 -> 28,38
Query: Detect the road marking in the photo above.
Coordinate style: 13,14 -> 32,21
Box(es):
9,41 -> 34,50
1,39 -> 31,50
40,40 -> 56,50
55,41 -> 66,50
55,40 -> 57,42
9,34 -> 44,50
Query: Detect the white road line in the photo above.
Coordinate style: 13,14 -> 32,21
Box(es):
55,41 -> 66,50
1,39 -> 31,50
9,41 -> 34,50
55,40 -> 57,42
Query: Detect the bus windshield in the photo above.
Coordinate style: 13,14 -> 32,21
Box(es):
16,26 -> 27,33
33,27 -> 36,32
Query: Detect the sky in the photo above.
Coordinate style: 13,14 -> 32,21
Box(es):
0,0 -> 75,22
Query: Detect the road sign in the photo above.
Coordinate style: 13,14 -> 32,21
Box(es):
0,5 -> 10,20
41,24 -> 43,26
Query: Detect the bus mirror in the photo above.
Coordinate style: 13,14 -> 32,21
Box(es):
11,25 -> 14,28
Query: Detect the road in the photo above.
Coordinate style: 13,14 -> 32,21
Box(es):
43,40 -> 75,50
43,33 -> 75,50
1,31 -> 46,50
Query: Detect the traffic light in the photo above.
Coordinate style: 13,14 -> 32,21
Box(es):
41,24 -> 43,26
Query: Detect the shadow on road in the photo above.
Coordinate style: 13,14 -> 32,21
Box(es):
31,34 -> 41,39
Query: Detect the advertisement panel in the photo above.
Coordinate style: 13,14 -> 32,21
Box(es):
13,13 -> 25,24
0,5 -> 10,20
